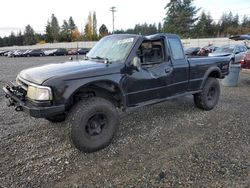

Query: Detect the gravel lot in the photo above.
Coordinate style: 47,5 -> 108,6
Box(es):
0,56 -> 250,187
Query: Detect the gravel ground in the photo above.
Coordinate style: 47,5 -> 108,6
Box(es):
0,56 -> 250,188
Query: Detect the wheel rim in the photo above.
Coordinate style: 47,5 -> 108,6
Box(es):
85,113 -> 108,137
207,87 -> 216,101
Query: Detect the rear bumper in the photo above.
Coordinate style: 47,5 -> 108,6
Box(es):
3,86 -> 65,118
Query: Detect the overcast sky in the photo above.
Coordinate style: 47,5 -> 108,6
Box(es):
0,0 -> 249,37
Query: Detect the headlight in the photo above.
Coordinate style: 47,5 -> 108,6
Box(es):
27,84 -> 52,101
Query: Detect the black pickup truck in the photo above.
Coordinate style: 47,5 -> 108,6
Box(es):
3,34 -> 230,152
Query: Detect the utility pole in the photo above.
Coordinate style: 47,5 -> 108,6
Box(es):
110,6 -> 116,33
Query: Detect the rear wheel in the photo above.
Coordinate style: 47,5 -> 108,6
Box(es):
68,97 -> 119,153
194,77 -> 220,110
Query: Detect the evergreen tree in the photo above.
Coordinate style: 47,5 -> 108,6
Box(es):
0,37 -> 3,47
99,24 -> 109,38
60,20 -> 71,42
158,22 -> 162,33
68,16 -> 76,31
193,11 -> 216,38
241,15 -> 250,33
51,14 -> 60,42
23,25 -> 36,45
45,20 -> 53,42
9,32 -> 17,46
16,31 -> 23,46
232,14 -> 239,27
163,0 -> 200,38
218,12 -> 240,37
133,23 -> 157,35
45,14 -> 60,42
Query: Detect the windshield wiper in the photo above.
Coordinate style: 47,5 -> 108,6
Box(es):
89,56 -> 111,64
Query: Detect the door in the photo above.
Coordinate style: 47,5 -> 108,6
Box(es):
167,37 -> 189,95
124,39 -> 173,106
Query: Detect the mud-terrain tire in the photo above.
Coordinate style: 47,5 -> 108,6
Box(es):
69,97 -> 119,153
194,77 -> 220,111
46,114 -> 66,123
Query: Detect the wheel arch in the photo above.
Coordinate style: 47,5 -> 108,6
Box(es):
200,67 -> 222,89
67,79 -> 126,110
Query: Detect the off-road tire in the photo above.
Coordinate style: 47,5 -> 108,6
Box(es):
194,77 -> 220,111
69,97 -> 119,153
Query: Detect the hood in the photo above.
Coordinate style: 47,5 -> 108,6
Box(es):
208,52 -> 232,57
19,60 -> 118,85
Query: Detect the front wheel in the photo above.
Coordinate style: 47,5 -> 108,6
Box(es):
194,77 -> 220,111
68,97 -> 119,153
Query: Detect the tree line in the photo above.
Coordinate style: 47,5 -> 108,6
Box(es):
162,0 -> 250,38
0,12 -> 109,47
1,0 -> 250,47
115,1 -> 250,38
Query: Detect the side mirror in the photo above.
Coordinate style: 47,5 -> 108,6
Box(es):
131,56 -> 141,71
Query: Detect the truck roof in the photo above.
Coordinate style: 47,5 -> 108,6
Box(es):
145,33 -> 179,40
109,33 -> 180,40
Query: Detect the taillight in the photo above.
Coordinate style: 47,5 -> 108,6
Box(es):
240,59 -> 246,65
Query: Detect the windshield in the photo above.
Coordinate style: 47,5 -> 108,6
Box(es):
87,35 -> 137,63
214,46 -> 234,54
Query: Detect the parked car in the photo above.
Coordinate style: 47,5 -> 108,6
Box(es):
22,50 -> 32,57
51,48 -> 68,56
24,49 -> 45,57
241,51 -> 250,69
67,49 -> 77,55
13,50 -> 26,57
3,33 -> 230,152
205,45 -> 218,53
6,50 -> 16,58
185,47 -> 200,56
77,48 -> 90,55
44,49 -> 57,56
209,44 -> 248,64
0,50 -> 8,56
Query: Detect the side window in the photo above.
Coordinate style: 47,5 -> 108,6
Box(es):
137,40 -> 164,65
235,47 -> 240,53
240,46 -> 247,52
168,38 -> 185,60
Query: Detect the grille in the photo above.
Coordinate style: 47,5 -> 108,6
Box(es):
16,76 -> 29,91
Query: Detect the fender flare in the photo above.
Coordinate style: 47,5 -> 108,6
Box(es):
66,79 -> 126,108
200,67 -> 222,89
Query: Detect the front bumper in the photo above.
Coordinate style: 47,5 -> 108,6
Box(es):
3,86 -> 65,118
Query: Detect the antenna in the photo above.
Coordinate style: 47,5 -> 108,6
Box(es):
110,6 -> 116,33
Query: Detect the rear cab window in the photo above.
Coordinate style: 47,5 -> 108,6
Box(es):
168,37 -> 185,60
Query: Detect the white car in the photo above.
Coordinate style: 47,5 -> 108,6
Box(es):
44,49 -> 57,56
209,44 -> 247,64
